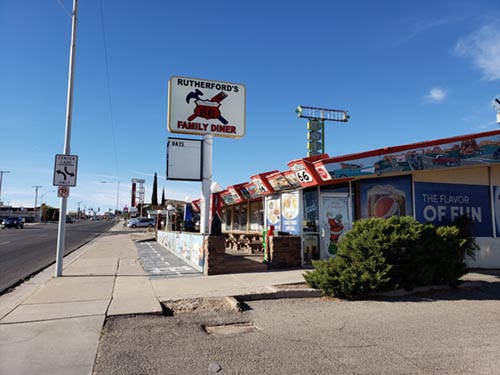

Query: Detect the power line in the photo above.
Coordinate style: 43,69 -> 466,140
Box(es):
56,0 -> 72,17
99,0 -> 120,178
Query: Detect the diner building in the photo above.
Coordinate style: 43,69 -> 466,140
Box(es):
213,128 -> 500,269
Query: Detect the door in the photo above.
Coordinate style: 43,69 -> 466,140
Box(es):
319,193 -> 351,259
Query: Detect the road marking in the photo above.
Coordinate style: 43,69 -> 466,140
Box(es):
0,241 -> 9,245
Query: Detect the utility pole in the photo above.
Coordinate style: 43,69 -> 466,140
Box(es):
33,185 -> 42,222
56,0 -> 78,277
0,170 -> 10,205
77,201 -> 83,219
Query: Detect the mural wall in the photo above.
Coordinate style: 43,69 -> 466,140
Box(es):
318,131 -> 500,181
157,231 -> 205,271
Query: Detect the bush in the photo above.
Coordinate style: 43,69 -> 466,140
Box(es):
303,216 -> 478,299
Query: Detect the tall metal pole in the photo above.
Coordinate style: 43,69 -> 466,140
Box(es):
32,185 -> 42,222
56,0 -> 78,277
115,181 -> 120,224
0,170 -> 10,204
200,134 -> 213,234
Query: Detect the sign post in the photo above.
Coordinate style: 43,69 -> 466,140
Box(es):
167,76 -> 246,234
54,0 -> 78,277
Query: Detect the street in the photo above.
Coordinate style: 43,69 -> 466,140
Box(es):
94,277 -> 500,375
0,220 -> 114,293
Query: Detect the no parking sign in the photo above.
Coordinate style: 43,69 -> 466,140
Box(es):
57,186 -> 70,198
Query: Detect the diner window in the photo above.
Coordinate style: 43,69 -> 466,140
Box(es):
249,199 -> 264,231
221,206 -> 230,231
233,204 -> 248,231
303,188 -> 318,232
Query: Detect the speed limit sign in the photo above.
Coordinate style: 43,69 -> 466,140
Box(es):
57,186 -> 70,198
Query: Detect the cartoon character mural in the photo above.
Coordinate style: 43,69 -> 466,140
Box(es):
326,212 -> 345,255
321,194 -> 350,259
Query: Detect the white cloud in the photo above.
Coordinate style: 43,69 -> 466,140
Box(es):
455,22 -> 500,81
425,87 -> 447,103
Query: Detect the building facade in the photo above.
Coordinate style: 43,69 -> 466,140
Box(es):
215,129 -> 500,268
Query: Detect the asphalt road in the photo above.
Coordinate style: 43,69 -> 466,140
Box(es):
0,220 -> 114,293
94,279 -> 500,375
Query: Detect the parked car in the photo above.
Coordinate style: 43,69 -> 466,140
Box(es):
66,216 -> 73,223
127,217 -> 155,228
432,154 -> 460,167
1,216 -> 24,229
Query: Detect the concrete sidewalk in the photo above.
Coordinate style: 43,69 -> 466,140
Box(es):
0,227 -> 307,375
2,225 -> 495,375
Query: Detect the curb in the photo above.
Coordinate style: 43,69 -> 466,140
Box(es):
371,280 -> 486,298
235,286 -> 322,301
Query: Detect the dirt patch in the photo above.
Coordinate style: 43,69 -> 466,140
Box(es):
162,297 -> 240,316
273,282 -> 310,290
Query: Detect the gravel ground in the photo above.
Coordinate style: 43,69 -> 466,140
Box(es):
93,280 -> 500,375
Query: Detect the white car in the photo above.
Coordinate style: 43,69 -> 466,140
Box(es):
127,217 -> 155,228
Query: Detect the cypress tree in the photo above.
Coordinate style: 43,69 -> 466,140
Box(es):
151,172 -> 158,206
161,188 -> 166,206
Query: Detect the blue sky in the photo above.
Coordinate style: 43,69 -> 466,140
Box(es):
1,0 -> 499,213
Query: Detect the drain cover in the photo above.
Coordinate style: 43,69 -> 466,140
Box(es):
204,322 -> 259,335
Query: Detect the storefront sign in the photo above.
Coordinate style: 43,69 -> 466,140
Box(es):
265,195 -> 281,230
414,182 -> 492,237
281,191 -> 300,235
168,76 -> 246,138
287,160 -> 320,188
250,171 -> 277,195
242,182 -> 261,199
283,171 -> 302,188
167,137 -> 202,181
227,186 -> 244,203
220,190 -> 237,205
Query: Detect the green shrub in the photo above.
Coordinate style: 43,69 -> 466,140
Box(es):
303,215 -> 479,299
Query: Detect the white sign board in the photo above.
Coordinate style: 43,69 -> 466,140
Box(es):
53,154 -> 78,187
167,137 -> 202,181
168,76 -> 246,138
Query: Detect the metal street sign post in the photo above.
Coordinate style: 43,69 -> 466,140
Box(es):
55,0 -> 78,277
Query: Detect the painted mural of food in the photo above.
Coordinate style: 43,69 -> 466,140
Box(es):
374,196 -> 400,218
267,201 -> 280,224
367,184 -> 406,218
282,194 -> 298,219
